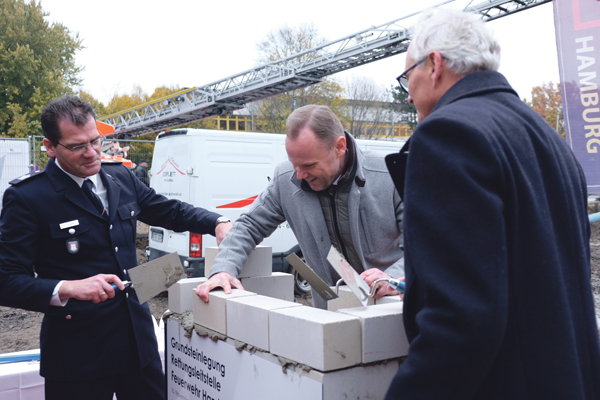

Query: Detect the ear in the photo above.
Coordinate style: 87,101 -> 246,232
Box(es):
43,138 -> 57,158
334,135 -> 347,158
428,50 -> 446,89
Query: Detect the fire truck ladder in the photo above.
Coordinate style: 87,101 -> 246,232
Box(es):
99,0 -> 551,138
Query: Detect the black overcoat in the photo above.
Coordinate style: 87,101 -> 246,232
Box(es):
386,70 -> 600,399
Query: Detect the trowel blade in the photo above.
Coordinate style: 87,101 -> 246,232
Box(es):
127,252 -> 185,304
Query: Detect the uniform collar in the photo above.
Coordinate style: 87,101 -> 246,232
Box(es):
54,158 -> 103,191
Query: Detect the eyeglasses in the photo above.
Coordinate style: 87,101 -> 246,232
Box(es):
396,58 -> 426,94
57,137 -> 105,156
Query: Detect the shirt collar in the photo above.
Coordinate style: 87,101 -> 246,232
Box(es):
54,158 -> 101,189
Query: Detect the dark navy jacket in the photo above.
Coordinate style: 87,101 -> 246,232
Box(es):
385,70 -> 600,399
0,158 -> 220,380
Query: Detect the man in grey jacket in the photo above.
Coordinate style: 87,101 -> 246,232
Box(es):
196,105 -> 404,308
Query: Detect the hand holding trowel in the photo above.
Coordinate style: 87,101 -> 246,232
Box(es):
327,246 -> 404,307
111,252 -> 185,304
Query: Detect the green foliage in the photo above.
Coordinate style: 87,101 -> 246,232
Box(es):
389,84 -> 418,129
80,90 -> 108,117
0,0 -> 83,137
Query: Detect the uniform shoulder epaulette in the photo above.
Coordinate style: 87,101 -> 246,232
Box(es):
9,169 -> 46,186
101,160 -> 124,165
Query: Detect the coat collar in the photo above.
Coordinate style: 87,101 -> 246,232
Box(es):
431,70 -> 518,115
45,158 -> 120,222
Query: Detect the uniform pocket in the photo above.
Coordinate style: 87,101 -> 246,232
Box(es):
117,202 -> 140,246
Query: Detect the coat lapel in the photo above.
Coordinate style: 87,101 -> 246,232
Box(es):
385,139 -> 410,201
45,159 -> 99,217
100,168 -> 121,223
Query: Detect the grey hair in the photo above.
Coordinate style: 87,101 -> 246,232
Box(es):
410,8 -> 501,75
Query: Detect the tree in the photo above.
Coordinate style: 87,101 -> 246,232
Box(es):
80,90 -> 108,118
0,0 -> 83,137
389,84 -> 418,131
344,76 -> 394,139
253,24 -> 346,133
104,85 -> 149,116
525,82 -> 565,138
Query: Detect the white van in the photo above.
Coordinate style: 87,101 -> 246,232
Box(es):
146,128 -> 406,293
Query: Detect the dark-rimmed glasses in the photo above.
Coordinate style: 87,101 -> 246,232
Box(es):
57,137 -> 105,156
396,58 -> 426,94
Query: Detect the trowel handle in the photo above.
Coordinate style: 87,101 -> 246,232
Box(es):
387,278 -> 405,294
110,281 -> 131,291
367,278 -> 406,298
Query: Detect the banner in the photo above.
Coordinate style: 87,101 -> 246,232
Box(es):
555,0 -> 600,192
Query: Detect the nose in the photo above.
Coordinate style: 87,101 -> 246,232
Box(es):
83,143 -> 98,157
295,167 -> 308,180
407,94 -> 414,105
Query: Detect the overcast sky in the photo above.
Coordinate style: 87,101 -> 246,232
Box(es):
38,0 -> 559,105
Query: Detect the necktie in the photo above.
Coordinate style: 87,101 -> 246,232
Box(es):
82,179 -> 108,219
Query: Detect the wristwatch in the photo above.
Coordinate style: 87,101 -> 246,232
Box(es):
215,216 -> 231,228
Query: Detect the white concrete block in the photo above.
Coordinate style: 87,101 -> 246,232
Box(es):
205,246 -> 272,278
193,288 -> 256,335
375,295 -> 402,305
240,272 -> 294,302
168,277 -> 206,314
338,302 -> 408,363
321,359 -> 401,400
203,247 -> 218,277
227,295 -> 302,351
327,285 -> 374,312
269,306 -> 362,371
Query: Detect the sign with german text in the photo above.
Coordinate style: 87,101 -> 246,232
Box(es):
554,0 -> 600,191
166,319 -> 322,400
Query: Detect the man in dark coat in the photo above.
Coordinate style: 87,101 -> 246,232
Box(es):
134,158 -> 150,186
0,96 -> 232,400
385,8 -> 600,399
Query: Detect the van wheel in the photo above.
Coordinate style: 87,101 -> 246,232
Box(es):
288,253 -> 311,295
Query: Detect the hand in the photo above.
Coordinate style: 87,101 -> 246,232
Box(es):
360,268 -> 400,300
215,222 -> 233,246
59,274 -> 125,304
195,272 -> 244,303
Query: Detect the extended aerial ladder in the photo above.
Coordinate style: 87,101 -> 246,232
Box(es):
100,0 -> 551,139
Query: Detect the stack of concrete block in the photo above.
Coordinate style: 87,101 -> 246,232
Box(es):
167,276 -> 409,399
338,302 -> 408,363
193,288 -> 257,335
227,295 -> 302,351
201,246 -> 294,301
171,281 -> 409,367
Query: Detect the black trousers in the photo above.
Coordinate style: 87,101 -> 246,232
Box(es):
44,320 -> 165,400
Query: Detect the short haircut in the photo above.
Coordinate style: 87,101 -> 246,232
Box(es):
41,96 -> 96,144
410,8 -> 501,75
286,105 -> 344,147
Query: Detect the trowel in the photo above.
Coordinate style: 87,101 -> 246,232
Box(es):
111,252 -> 185,304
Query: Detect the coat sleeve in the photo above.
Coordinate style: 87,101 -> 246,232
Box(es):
386,115 -> 508,398
0,186 -> 59,312
126,166 -> 221,235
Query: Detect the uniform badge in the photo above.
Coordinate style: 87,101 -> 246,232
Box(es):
66,238 -> 79,254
